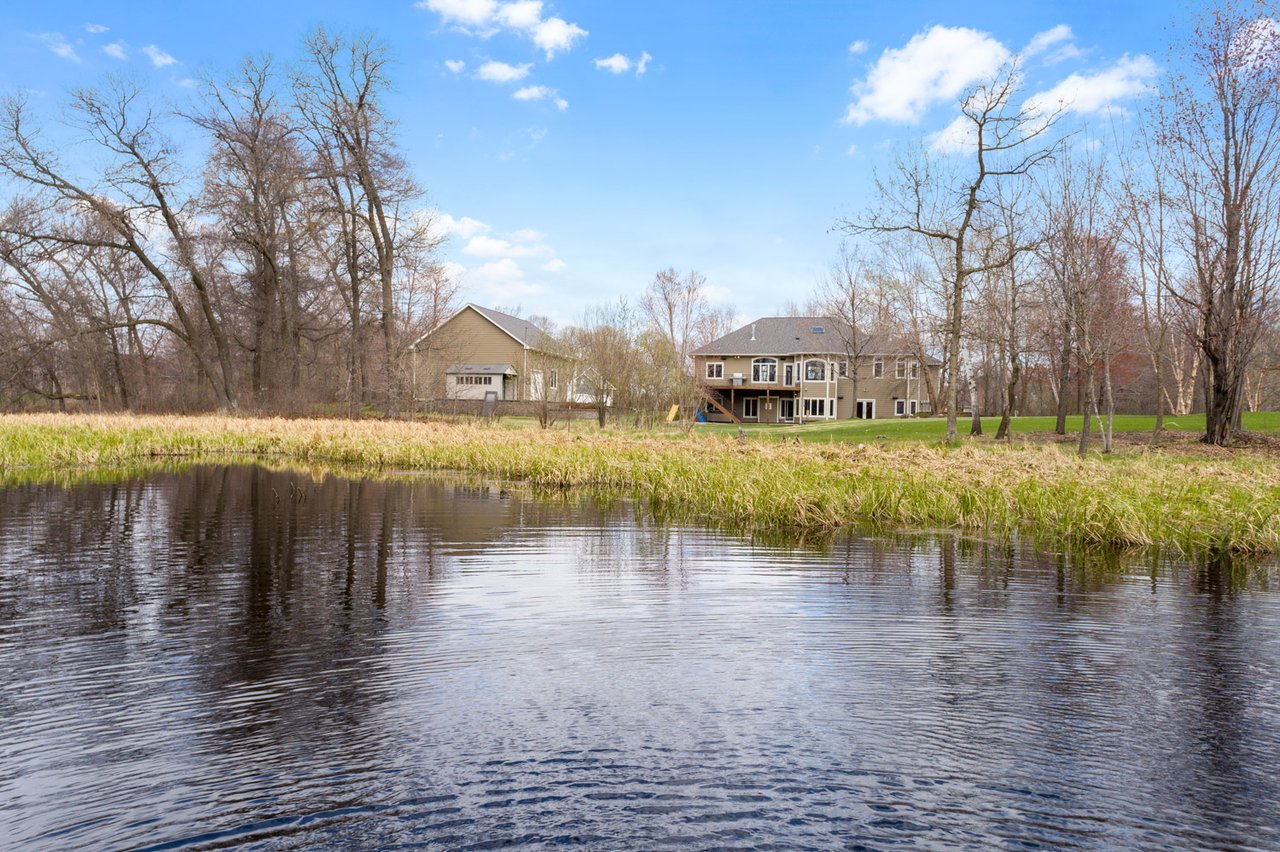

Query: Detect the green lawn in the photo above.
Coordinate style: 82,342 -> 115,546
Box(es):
700,412 -> 1280,444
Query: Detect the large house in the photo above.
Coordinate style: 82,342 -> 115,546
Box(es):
409,304 -> 573,402
692,316 -> 941,422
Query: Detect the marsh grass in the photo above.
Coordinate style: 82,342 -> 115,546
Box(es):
2,413 -> 1279,555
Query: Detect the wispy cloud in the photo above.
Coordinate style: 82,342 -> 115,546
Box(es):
445,58 -> 466,73
475,60 -> 531,83
848,40 -> 868,55
102,41 -> 128,60
513,85 -> 568,109
84,23 -> 109,34
28,33 -> 80,62
594,50 -> 652,77
142,45 -> 177,67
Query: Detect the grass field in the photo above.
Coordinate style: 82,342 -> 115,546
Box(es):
701,412 -> 1280,444
1,412 -> 1279,556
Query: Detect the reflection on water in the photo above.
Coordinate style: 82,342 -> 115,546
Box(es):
0,465 -> 1278,850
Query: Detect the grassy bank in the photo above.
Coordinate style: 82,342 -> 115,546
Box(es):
2,413 -> 1279,555
703,412 -> 1280,444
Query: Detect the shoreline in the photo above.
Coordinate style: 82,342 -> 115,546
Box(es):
2,413 -> 1278,556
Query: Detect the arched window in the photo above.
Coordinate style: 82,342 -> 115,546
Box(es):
804,359 -> 826,381
752,358 -> 777,383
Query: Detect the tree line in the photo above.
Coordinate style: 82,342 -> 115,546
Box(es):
0,29 -> 454,415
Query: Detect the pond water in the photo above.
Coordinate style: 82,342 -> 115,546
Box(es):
1,465 -> 1279,850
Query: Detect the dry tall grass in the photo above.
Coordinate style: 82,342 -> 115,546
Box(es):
2,413 -> 1278,554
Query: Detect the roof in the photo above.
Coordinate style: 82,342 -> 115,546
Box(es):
692,316 -> 942,364
445,363 -> 517,375
467,304 -> 550,349
410,304 -> 551,351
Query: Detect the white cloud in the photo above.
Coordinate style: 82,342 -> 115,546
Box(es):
594,53 -> 630,74
494,0 -> 542,29
595,51 -> 651,77
29,33 -> 80,62
177,77 -> 198,89
475,60 -> 532,82
846,143 -> 858,157
445,59 -> 466,73
419,0 -> 498,27
102,41 -> 128,60
703,284 -> 733,304
1027,54 -> 1158,115
467,258 -> 546,301
531,17 -> 587,58
927,114 -> 974,154
844,25 -> 1010,125
437,213 -> 491,240
418,0 -> 587,59
142,45 -> 177,67
512,85 -> 568,109
84,23 -> 109,34
848,40 -> 868,55
542,258 -> 566,272
513,84 -> 552,100
1024,25 -> 1072,58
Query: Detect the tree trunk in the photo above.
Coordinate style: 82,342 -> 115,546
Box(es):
1055,317 -> 1071,435
1078,362 -> 1094,457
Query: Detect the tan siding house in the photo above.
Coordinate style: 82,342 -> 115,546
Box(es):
693,316 -> 941,422
409,304 -> 573,402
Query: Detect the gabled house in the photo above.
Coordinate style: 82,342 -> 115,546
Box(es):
692,316 -> 941,422
409,304 -> 572,402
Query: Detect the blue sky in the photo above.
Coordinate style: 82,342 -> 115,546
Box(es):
0,1 -> 1177,325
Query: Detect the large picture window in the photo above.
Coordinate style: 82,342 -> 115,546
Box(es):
802,398 -> 831,418
752,358 -> 777,383
743,397 -> 760,419
706,362 -> 724,379
804,359 -> 826,381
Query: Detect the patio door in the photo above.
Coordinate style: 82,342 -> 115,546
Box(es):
779,398 -> 795,422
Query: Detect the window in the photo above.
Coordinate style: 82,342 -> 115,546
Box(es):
873,357 -> 884,378
803,398 -> 830,418
706,362 -> 724,380
752,358 -> 777,383
743,397 -> 760,419
549,369 -> 559,390
895,399 -> 906,416
838,361 -> 848,377
856,399 -> 875,419
457,375 -> 493,386
804,359 -> 826,381
896,358 -> 906,379
811,325 -> 825,334
910,400 -> 919,415
910,362 -> 919,379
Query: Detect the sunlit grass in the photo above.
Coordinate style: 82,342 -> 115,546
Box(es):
701,412 -> 1280,444
2,413 -> 1279,555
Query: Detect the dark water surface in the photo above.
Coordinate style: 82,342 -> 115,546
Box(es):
1,465 -> 1279,850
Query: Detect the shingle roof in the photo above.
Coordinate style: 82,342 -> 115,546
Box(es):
693,316 -> 942,364
468,304 -> 550,350
445,363 -> 517,375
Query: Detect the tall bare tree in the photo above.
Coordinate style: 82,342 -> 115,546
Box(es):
1162,0 -> 1280,445
841,61 -> 1064,442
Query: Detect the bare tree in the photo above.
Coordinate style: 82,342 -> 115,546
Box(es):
1161,0 -> 1280,445
640,267 -> 733,430
841,61 -> 1064,442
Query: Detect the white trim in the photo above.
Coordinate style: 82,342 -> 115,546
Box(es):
743,397 -> 760,420
856,398 -> 876,420
895,399 -> 907,417
706,361 -> 724,380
